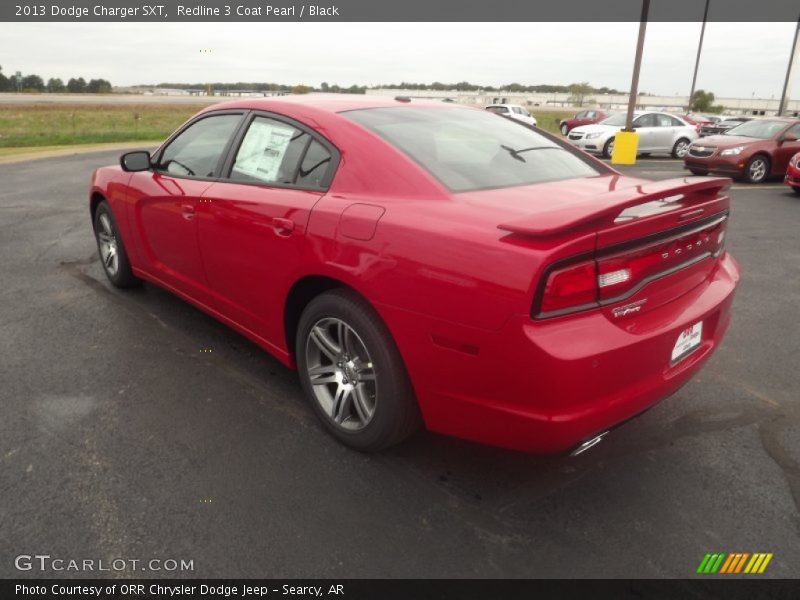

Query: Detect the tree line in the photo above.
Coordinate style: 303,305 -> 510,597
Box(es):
143,81 -> 623,96
0,66 -> 112,93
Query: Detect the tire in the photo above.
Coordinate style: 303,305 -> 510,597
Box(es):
560,123 -> 569,136
671,138 -> 691,159
793,186 -> 800,195
93,201 -> 140,288
602,137 -> 615,159
689,168 -> 708,176
296,289 -> 421,451
744,155 -> 770,183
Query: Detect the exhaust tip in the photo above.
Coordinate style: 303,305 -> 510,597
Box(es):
569,431 -> 610,457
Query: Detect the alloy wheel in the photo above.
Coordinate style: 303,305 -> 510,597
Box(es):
674,140 -> 690,158
97,213 -> 119,276
304,317 -> 377,431
749,158 -> 767,182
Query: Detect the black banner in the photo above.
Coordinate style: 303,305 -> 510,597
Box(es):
3,0 -> 800,22
4,579 -> 800,600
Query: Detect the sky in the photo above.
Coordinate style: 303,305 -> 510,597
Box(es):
1,22 -> 799,99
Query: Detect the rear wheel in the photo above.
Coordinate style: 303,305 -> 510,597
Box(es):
560,123 -> 569,136
744,155 -> 770,183
296,289 -> 421,451
672,138 -> 691,159
93,201 -> 140,288
602,137 -> 615,159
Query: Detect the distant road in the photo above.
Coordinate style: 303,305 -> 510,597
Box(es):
0,92 -> 224,105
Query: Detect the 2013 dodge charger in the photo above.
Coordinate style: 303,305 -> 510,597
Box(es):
89,96 -> 740,453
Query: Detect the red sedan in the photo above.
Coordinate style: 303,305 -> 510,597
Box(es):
786,151 -> 800,194
90,96 -> 739,454
559,109 -> 609,135
684,118 -> 800,183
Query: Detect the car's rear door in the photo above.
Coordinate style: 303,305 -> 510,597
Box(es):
196,113 -> 339,346
128,112 -> 244,298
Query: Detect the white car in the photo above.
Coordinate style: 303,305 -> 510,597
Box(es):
485,104 -> 537,127
567,111 -> 698,158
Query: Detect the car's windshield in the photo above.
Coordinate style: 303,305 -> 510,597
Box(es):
346,107 -> 601,192
724,120 -> 787,139
599,113 -> 627,126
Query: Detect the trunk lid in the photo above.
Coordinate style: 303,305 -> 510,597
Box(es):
471,175 -> 732,319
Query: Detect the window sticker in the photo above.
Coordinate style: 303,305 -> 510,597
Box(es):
234,119 -> 296,182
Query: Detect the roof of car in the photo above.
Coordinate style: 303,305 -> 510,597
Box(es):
200,94 -> 456,115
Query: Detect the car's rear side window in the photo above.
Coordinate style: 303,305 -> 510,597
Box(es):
346,107 -> 601,192
158,114 -> 242,178
229,116 -> 332,188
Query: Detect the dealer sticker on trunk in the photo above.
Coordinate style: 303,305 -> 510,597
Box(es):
671,322 -> 703,364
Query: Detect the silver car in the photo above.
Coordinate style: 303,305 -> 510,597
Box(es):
567,111 -> 698,159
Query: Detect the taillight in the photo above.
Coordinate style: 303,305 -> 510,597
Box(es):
536,215 -> 727,317
540,260 -> 597,313
596,217 -> 726,301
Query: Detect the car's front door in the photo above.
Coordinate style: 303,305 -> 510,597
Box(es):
197,113 -> 338,346
654,114 -> 681,151
128,112 -> 244,297
772,123 -> 800,173
632,113 -> 658,152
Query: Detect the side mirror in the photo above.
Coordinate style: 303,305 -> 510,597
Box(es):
120,151 -> 152,172
781,133 -> 798,143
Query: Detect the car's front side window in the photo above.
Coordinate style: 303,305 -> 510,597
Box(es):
157,114 -> 242,178
785,123 -> 800,138
633,114 -> 657,128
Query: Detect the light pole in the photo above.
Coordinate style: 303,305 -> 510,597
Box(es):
612,0 -> 649,164
688,0 -> 710,113
777,17 -> 800,116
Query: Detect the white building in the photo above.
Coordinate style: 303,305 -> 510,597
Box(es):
365,88 -> 800,116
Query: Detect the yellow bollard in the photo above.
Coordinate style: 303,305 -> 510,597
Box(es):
611,130 -> 639,165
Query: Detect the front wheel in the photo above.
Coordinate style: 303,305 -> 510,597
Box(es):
93,201 -> 140,288
296,289 -> 421,451
792,186 -> 800,195
689,168 -> 708,176
672,138 -> 691,159
744,155 -> 770,183
602,137 -> 615,159
560,123 -> 569,136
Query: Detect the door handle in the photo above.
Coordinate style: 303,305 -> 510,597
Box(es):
181,203 -> 195,221
272,217 -> 295,235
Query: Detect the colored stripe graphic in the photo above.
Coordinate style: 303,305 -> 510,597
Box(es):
699,552 -> 773,574
758,553 -> 773,573
720,554 -> 736,573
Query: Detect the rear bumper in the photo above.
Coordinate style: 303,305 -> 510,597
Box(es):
379,253 -> 739,453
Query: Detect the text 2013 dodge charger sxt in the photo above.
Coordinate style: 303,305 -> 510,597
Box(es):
89,96 -> 739,453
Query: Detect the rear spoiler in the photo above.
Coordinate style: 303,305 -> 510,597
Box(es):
497,177 -> 731,237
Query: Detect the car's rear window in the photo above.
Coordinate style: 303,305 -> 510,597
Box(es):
345,107 -> 601,192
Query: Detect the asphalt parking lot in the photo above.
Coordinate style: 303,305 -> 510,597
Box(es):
1,151 -> 798,579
